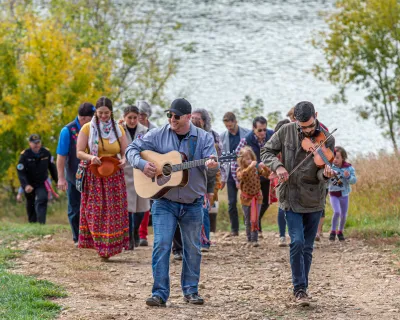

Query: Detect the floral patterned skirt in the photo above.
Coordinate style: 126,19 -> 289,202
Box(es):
78,169 -> 129,258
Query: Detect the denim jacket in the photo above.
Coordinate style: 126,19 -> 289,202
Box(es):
328,164 -> 357,197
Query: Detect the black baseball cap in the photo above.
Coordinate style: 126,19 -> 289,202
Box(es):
29,134 -> 41,143
165,98 -> 192,116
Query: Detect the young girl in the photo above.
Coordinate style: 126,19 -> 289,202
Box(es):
237,146 -> 270,247
329,146 -> 357,242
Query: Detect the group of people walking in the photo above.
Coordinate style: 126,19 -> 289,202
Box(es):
16,97 -> 357,307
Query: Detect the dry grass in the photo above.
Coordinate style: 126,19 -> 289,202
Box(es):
332,153 -> 400,238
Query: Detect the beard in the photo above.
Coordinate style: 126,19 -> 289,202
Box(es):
303,129 -> 315,137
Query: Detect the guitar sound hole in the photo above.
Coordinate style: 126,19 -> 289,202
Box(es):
162,164 -> 172,176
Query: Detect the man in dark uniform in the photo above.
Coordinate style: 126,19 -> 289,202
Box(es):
17,134 -> 58,224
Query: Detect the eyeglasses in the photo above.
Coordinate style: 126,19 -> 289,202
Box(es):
166,112 -> 181,120
298,121 -> 316,130
257,128 -> 267,133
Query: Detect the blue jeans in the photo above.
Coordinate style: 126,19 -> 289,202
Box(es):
202,207 -> 210,249
67,182 -> 81,241
151,197 -> 203,302
278,208 -> 286,237
285,210 -> 322,292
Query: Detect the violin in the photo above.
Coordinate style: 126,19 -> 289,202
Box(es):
301,130 -> 343,187
274,128 -> 340,189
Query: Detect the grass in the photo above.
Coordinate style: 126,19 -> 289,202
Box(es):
0,219 -> 67,319
0,272 -> 66,320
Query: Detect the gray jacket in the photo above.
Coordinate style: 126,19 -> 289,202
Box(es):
220,126 -> 250,181
260,122 -> 335,213
123,123 -> 150,213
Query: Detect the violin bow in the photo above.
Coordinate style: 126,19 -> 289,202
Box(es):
274,128 -> 338,190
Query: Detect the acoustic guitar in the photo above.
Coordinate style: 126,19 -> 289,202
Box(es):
133,150 -> 237,199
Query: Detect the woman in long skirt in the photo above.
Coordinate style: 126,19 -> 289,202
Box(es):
76,96 -> 129,259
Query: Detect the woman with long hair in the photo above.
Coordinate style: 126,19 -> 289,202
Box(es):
76,96 -> 129,260
121,105 -> 150,250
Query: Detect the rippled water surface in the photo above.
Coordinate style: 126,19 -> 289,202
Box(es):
150,0 -> 392,155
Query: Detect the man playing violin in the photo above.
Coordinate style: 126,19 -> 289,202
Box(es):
261,101 -> 335,306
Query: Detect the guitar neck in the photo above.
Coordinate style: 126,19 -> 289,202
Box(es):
172,158 -> 209,172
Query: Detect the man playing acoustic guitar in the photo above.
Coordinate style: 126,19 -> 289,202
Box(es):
125,98 -> 218,307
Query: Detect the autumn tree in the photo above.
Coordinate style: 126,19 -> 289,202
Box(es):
46,0 -> 180,108
313,0 -> 400,152
0,10 -> 112,190
0,0 -> 181,191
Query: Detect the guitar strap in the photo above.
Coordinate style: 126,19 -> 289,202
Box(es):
188,128 -> 198,162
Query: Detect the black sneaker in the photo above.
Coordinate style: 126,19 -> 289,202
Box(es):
139,239 -> 149,246
184,293 -> 204,305
146,295 -> 166,307
173,252 -> 183,261
329,232 -> 336,241
294,289 -> 310,307
128,238 -> 134,250
337,232 -> 345,242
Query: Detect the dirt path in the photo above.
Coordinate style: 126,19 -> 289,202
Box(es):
12,230 -> 400,320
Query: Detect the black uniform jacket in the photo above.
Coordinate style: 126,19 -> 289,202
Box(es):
17,147 -> 58,189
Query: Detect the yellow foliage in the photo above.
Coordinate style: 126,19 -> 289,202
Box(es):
0,13 -> 114,187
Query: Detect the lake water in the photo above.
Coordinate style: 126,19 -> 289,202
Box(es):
151,0 -> 392,156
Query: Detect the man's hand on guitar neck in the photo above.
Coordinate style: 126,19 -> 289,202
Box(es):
205,156 -> 218,169
143,162 -> 157,178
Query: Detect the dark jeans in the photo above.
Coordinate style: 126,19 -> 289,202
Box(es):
67,181 -> 81,242
202,207 -> 210,249
209,212 -> 217,233
129,212 -> 145,244
278,207 -> 286,237
258,178 -> 270,232
24,184 -> 48,224
285,210 -> 322,292
151,197 -> 203,302
227,178 -> 239,233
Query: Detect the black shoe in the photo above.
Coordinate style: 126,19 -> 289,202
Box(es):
128,238 -> 134,250
135,239 -> 140,247
230,231 -> 239,237
184,293 -> 204,305
329,232 -> 336,241
173,252 -> 183,261
337,232 -> 345,241
146,295 -> 166,307
139,239 -> 149,246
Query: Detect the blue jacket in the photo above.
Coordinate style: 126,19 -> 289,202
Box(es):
328,164 -> 357,196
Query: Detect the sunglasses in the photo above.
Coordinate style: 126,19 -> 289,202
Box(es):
298,121 -> 316,130
257,128 -> 267,133
166,112 -> 181,120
